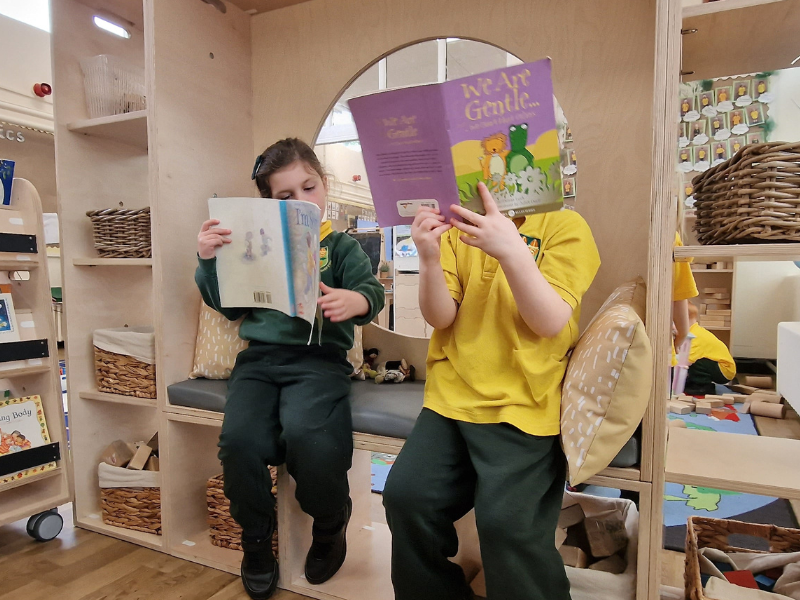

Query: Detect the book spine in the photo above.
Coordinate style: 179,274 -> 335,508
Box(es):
279,202 -> 296,317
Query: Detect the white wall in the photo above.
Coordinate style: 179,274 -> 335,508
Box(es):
0,14 -> 53,130
732,260 -> 800,359
768,66 -> 800,143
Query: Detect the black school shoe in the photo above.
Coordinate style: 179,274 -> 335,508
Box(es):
240,535 -> 278,600
305,498 -> 352,585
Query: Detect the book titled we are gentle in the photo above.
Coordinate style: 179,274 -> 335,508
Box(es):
349,57 -> 563,227
208,198 -> 321,327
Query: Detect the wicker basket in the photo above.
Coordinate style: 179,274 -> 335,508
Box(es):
685,516 -> 800,600
207,468 -> 278,555
101,487 -> 161,535
691,142 -> 800,244
86,207 -> 151,258
94,346 -> 156,399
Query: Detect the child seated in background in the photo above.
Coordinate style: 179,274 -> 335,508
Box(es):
684,302 -> 737,395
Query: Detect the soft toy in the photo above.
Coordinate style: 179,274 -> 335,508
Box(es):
374,359 -> 415,384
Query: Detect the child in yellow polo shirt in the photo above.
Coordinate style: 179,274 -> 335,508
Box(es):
684,302 -> 736,395
382,183 -> 600,600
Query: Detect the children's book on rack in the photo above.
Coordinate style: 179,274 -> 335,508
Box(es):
0,395 -> 56,485
208,197 -> 321,327
349,57 -> 563,227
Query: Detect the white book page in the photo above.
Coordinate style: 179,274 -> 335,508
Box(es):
208,198 -> 292,314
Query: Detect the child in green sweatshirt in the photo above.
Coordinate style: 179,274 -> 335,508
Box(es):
196,138 -> 384,600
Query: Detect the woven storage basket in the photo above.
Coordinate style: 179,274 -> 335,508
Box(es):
94,327 -> 156,399
86,207 -> 151,258
101,487 -> 161,535
685,516 -> 800,600
692,141 -> 800,244
208,467 -> 278,555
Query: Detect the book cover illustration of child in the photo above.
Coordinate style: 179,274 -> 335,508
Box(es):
0,395 -> 56,485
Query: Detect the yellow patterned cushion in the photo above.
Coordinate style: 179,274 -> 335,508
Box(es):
190,304 -> 365,380
561,278 -> 653,486
189,303 -> 248,379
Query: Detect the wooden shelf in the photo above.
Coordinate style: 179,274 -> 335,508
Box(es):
0,364 -> 52,378
66,111 -> 148,150
77,514 -> 163,550
73,257 -> 153,266
0,255 -> 39,270
675,244 -> 800,260
691,269 -> 733,273
682,0 -> 800,79
683,0 -> 789,18
0,467 -> 62,494
170,530 -> 241,576
666,427 -> 800,500
79,390 -> 157,408
704,326 -> 731,331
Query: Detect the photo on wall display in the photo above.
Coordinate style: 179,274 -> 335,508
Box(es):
753,77 -> 774,103
698,91 -> 717,117
709,113 -> 730,140
715,86 -> 733,112
733,80 -> 752,107
678,122 -> 690,148
693,144 -> 711,172
678,146 -> 694,173
729,136 -> 745,155
711,140 -> 729,166
681,96 -> 700,122
747,131 -> 765,145
729,109 -> 749,135
689,119 -> 708,145
747,103 -> 765,126
562,177 -> 576,198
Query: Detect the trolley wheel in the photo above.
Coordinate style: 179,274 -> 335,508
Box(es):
26,509 -> 63,541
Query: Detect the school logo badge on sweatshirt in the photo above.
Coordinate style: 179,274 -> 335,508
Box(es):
520,235 -> 541,260
319,247 -> 330,271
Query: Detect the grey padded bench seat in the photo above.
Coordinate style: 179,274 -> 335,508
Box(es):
167,378 -> 638,467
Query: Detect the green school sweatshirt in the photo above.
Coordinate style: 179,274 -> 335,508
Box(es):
196,231 -> 385,351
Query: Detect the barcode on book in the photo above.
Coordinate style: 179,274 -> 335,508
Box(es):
254,291 -> 272,304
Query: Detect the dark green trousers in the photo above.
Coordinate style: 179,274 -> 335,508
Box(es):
218,342 -> 353,539
685,357 -> 729,395
383,408 -> 570,600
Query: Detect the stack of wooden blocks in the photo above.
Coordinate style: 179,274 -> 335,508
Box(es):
692,261 -> 733,271
698,286 -> 731,329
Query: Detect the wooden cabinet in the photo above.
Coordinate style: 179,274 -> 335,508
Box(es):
393,272 -> 431,338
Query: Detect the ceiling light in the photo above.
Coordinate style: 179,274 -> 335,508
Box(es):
93,15 -> 130,38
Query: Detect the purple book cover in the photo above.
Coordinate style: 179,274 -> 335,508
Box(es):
349,58 -> 562,227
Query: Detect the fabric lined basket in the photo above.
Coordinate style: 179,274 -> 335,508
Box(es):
685,516 -> 800,600
86,207 -> 151,258
207,468 -> 278,555
93,326 -> 156,399
99,463 -> 161,535
691,142 -> 800,244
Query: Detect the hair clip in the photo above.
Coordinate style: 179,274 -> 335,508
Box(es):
251,154 -> 264,180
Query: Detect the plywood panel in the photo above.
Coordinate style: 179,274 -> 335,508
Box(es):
252,0 -> 657,325
146,0 -> 253,398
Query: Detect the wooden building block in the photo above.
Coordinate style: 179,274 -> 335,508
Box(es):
703,287 -> 728,294
100,440 -> 134,468
669,401 -> 692,414
740,401 -> 751,414
669,418 -> 688,429
704,398 -> 725,408
744,375 -> 773,389
699,320 -> 726,328
706,310 -> 732,316
126,443 -> 153,471
749,401 -> 786,419
731,384 -> 759,395
706,303 -> 731,310
558,545 -> 588,568
748,392 -> 782,404
558,503 -> 585,530
713,261 -> 726,270
696,403 -> 713,414
722,393 -> 747,404
589,555 -> 627,574
145,456 -> 159,471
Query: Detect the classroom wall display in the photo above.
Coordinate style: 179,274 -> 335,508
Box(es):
677,75 -> 772,209
0,395 -> 56,485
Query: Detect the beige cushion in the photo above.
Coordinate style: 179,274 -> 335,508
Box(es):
561,278 -> 652,486
189,303 -> 248,379
190,304 -> 364,380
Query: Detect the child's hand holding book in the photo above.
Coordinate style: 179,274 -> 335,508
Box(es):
198,219 -> 232,259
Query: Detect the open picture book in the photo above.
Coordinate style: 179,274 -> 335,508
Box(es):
349,57 -> 563,227
208,197 -> 321,327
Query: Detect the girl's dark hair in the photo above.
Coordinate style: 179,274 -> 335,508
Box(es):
252,138 -> 325,198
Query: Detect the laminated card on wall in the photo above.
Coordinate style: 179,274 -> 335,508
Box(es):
208,198 -> 321,327
350,58 -> 563,227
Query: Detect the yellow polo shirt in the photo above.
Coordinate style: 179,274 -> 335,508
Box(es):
424,209 -> 601,436
673,232 -> 698,301
689,322 -> 736,380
